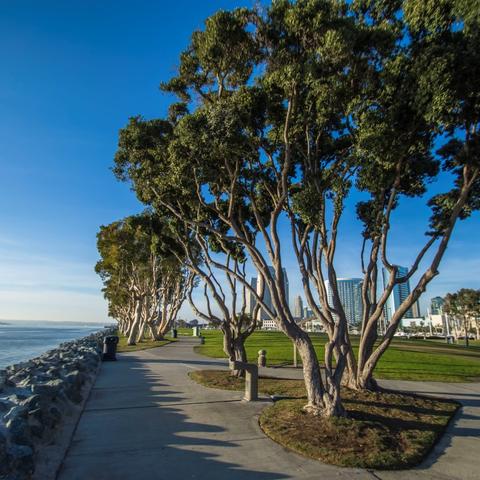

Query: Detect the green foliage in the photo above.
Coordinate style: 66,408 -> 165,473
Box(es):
443,288 -> 480,320
95,211 -> 187,318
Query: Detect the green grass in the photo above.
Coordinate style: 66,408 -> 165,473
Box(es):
115,332 -> 175,352
189,369 -> 459,470
193,329 -> 480,382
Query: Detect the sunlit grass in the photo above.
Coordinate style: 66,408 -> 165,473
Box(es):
115,331 -> 176,352
190,329 -> 480,382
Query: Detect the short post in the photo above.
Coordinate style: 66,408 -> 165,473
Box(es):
192,326 -> 199,337
229,360 -> 258,401
257,349 -> 266,367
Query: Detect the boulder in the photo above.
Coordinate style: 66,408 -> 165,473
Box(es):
6,416 -> 32,446
31,378 -> 65,398
0,430 -> 8,474
21,394 -> 42,411
27,411 -> 45,438
4,405 -> 28,422
7,444 -> 34,478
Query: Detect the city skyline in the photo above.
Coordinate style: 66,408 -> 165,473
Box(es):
242,268 -> 438,331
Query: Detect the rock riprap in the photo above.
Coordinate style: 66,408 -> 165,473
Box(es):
0,328 -> 114,480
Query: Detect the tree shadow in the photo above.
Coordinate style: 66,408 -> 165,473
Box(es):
58,355 -> 289,480
402,389 -> 480,471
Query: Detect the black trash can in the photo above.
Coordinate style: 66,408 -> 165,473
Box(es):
103,335 -> 119,361
172,328 -> 178,339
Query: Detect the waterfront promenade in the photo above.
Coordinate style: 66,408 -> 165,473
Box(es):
58,338 -> 480,480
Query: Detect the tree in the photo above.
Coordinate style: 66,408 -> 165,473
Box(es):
184,231 -> 264,376
95,212 -> 191,344
113,0 -> 479,416
346,0 -> 480,388
114,120 -> 265,373
444,289 -> 480,346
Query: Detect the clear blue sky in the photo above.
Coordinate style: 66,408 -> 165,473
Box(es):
0,1 -> 478,323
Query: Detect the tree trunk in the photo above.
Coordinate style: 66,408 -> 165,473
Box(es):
353,370 -> 379,391
452,318 -> 460,341
147,322 -> 160,341
346,326 -> 380,391
294,334 -> 344,417
136,319 -> 145,343
127,301 -> 142,345
232,337 -> 248,378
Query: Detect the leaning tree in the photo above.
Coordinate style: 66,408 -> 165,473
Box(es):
114,117 -> 266,373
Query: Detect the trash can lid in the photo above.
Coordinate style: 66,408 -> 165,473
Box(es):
104,335 -> 119,343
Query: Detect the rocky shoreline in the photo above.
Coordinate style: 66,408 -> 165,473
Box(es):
0,328 -> 115,480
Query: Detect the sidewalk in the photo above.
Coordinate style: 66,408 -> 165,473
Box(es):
57,338 -> 480,480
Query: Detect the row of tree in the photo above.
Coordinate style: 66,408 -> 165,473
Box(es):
444,289 -> 480,346
97,0 -> 479,418
95,213 -> 191,345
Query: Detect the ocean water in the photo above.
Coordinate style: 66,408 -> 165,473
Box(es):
0,320 -> 110,369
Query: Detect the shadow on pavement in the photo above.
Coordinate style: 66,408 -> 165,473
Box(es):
58,355 -> 289,480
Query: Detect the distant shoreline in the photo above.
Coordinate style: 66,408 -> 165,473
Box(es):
0,319 -> 111,325
0,322 -> 111,369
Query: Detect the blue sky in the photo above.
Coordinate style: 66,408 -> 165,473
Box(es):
0,1 -> 478,323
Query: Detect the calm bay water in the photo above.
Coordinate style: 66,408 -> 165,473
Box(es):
0,321 -> 109,368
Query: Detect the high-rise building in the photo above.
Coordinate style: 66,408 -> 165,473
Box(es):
324,278 -> 363,325
382,266 -> 414,323
430,296 -> 444,315
246,277 -> 257,318
303,306 -> 313,319
257,266 -> 289,330
294,295 -> 304,319
411,300 -> 421,318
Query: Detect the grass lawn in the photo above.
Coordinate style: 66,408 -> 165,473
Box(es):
189,369 -> 459,470
192,329 -> 480,382
115,332 -> 176,353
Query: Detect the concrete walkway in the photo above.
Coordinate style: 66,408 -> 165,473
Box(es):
57,338 -> 480,480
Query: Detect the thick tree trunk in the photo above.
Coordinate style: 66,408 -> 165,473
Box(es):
352,369 -> 379,391
147,322 -> 160,340
127,301 -> 142,345
232,337 -> 248,378
156,304 -> 174,339
294,334 -> 345,417
136,319 -> 146,343
157,318 -> 172,339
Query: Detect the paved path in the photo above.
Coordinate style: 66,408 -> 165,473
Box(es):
58,338 -> 480,480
